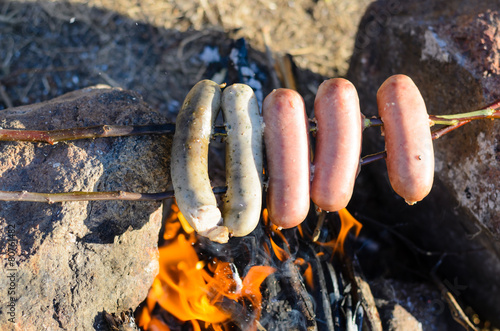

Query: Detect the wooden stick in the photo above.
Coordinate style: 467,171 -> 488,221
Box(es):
0,100 -> 497,145
360,151 -> 387,166
430,108 -> 500,126
282,260 -> 318,330
0,123 -> 227,144
347,256 -> 383,331
362,104 -> 500,129
0,124 -> 175,144
431,120 -> 471,140
0,186 -> 227,203
361,116 -> 477,165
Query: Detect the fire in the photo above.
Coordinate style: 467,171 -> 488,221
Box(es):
261,207 -> 361,290
263,207 -> 362,256
262,208 -> 290,262
294,258 -> 314,290
316,208 -> 362,255
138,203 -> 275,331
139,204 -> 361,330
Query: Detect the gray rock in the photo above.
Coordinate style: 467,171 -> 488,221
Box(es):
370,278 -> 458,331
0,86 -> 171,330
347,0 -> 500,326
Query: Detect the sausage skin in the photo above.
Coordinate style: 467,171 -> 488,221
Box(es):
377,74 -> 434,204
311,78 -> 362,211
263,89 -> 310,228
171,80 -> 229,243
221,84 -> 264,237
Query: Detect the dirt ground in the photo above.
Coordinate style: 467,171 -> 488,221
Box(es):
0,0 -> 372,118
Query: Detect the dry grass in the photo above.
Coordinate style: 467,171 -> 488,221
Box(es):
0,0 -> 372,115
40,0 -> 372,77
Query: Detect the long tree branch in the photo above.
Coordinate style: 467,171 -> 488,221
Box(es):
360,118 -> 475,165
362,103 -> 500,129
1,102 -> 498,144
0,124 -> 175,144
0,124 -> 228,144
431,120 -> 472,140
0,186 -> 227,203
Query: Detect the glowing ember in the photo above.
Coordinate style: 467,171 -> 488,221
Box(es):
138,204 -> 275,330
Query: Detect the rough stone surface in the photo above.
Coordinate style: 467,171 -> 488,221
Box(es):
0,86 -> 171,330
370,278 -> 458,331
347,0 -> 500,326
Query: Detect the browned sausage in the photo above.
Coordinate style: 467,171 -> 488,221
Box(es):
377,74 -> 434,204
311,78 -> 362,211
263,89 -> 310,228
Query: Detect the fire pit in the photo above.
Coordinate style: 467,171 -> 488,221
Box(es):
135,202 -> 366,331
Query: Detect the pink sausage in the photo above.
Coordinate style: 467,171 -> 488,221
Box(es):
377,74 -> 434,204
311,78 -> 362,211
263,89 -> 311,228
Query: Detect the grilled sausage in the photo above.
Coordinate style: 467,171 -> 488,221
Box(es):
263,89 -> 310,228
171,80 -> 229,243
377,74 -> 434,204
311,78 -> 362,211
221,84 -> 264,237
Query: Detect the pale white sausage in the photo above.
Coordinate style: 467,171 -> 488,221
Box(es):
221,84 -> 264,237
171,80 -> 229,243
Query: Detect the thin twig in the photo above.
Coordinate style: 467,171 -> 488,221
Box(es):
362,105 -> 500,129
276,54 -> 297,91
0,101 -> 497,145
360,117 -> 478,165
198,0 -> 219,26
0,123 -> 227,144
430,108 -> 500,126
430,259 -> 478,331
360,151 -> 386,166
0,82 -> 13,108
484,99 -> 500,110
312,210 -> 326,242
0,124 -> 175,144
177,31 -> 211,74
261,27 -> 281,90
431,120 -> 471,140
0,186 -> 227,202
282,260 -> 318,330
363,116 -> 383,129
344,255 -> 383,331
0,66 -> 81,85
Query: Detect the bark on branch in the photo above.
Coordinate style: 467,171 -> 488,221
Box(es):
0,123 -> 229,144
0,186 -> 227,203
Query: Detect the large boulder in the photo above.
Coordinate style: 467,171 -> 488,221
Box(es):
0,86 -> 171,330
347,0 -> 500,326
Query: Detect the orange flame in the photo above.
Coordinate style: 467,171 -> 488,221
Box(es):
262,208 -> 291,261
139,205 -> 361,329
316,208 -> 362,254
294,258 -> 314,290
138,204 -> 275,330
